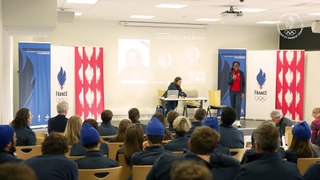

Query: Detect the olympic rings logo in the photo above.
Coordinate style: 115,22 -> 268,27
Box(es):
255,96 -> 267,102
284,30 -> 297,36
56,97 -> 68,102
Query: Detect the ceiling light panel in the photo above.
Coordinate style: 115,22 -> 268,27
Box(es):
240,8 -> 267,13
256,21 -> 280,24
66,0 -> 97,4
130,15 -> 155,19
156,4 -> 187,9
196,18 -> 220,22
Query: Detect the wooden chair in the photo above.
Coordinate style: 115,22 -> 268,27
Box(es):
132,165 -> 152,180
36,137 -> 45,145
162,140 -> 171,144
172,151 -> 184,156
230,148 -> 246,161
206,90 -> 226,117
297,158 -> 320,175
79,166 -> 122,180
106,142 -> 124,160
118,154 -> 132,180
285,126 -> 293,147
15,145 -> 42,160
100,135 -> 116,143
66,155 -> 85,161
35,131 -> 46,137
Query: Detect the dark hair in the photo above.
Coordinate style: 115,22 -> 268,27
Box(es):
231,61 -> 240,71
166,110 -> 179,126
194,108 -> 206,121
0,163 -> 37,180
171,160 -> 212,180
83,119 -> 99,132
128,108 -> 140,123
221,107 -> 236,125
254,121 -> 279,152
11,108 -> 30,128
113,119 -> 132,142
147,135 -> 163,145
189,126 -> 219,155
289,136 -> 318,158
174,77 -> 182,83
101,110 -> 113,123
123,124 -> 144,162
42,132 -> 69,155
153,112 -> 172,140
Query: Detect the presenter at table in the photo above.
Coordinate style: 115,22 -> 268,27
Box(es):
228,61 -> 245,127
163,77 -> 187,114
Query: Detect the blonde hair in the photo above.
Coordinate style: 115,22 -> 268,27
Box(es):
64,115 -> 82,146
313,107 -> 320,118
173,116 -> 191,133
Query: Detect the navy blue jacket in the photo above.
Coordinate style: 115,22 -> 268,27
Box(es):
228,70 -> 246,93
0,150 -> 21,165
23,154 -> 78,180
147,151 -> 240,180
131,145 -> 169,165
48,114 -> 68,134
99,122 -> 118,136
235,152 -> 303,180
163,82 -> 187,113
304,163 -> 320,180
214,144 -> 231,156
164,134 -> 189,152
241,147 -> 286,164
69,142 -> 109,156
76,150 -> 118,169
285,148 -> 320,164
187,121 -> 202,136
219,124 -> 244,149
14,126 -> 36,146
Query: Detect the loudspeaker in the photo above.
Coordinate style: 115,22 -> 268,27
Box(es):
57,11 -> 75,23
311,21 -> 320,33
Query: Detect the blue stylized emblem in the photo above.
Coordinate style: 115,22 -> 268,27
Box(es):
57,66 -> 66,90
256,69 -> 266,89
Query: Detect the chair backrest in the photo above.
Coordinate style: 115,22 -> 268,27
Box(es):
36,137 -> 45,145
230,148 -> 246,161
79,166 -> 122,180
66,155 -> 85,161
132,165 -> 152,180
15,145 -> 42,160
285,126 -> 293,147
208,90 -> 221,106
107,142 -> 124,160
118,154 -> 132,180
100,136 -> 116,143
297,158 -> 320,175
35,131 -> 46,137
172,151 -> 184,156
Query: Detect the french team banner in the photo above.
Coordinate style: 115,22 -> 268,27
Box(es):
218,49 -> 246,118
19,43 -> 51,127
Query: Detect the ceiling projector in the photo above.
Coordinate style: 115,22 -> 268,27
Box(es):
221,6 -> 243,17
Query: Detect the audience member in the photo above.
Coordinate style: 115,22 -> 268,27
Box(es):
166,110 -> 179,132
116,124 -> 144,164
10,108 -> 36,146
270,110 -> 293,144
310,107 -> 320,144
0,163 -> 36,180
304,163 -> 320,180
170,160 -> 212,180
128,108 -> 147,132
99,109 -> 118,136
0,125 -> 21,164
219,107 -> 244,148
164,116 -> 191,152
64,115 -> 82,146
285,121 -> 319,163
48,101 -> 69,134
76,123 -> 118,169
131,117 -> 168,165
23,132 -> 78,180
110,119 -> 132,142
147,126 -> 240,180
153,112 -> 172,140
187,108 -> 206,136
70,119 -> 109,156
234,121 -> 303,180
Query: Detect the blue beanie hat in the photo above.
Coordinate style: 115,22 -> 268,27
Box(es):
0,125 -> 15,149
146,117 -> 165,136
292,121 -> 311,141
203,117 -> 220,132
80,123 -> 100,146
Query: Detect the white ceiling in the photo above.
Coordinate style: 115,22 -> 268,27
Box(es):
57,0 -> 320,26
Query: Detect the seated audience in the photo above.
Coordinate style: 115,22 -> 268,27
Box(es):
0,125 -> 21,164
10,108 -> 36,146
128,108 -> 147,132
116,124 -> 144,164
285,121 -> 319,163
76,123 -> 118,169
70,119 -> 109,156
0,163 -> 36,180
310,107 -> 320,144
48,101 -> 69,134
270,110 -> 293,145
234,121 -> 303,180
304,163 -> 320,180
64,115 -> 82,146
153,112 -> 172,140
147,126 -> 240,180
166,110 -> 179,133
99,109 -> 118,136
164,116 -> 191,152
170,160 -> 212,180
187,108 -> 206,136
109,119 -> 132,142
219,107 -> 244,148
131,117 -> 169,165
23,132 -> 78,180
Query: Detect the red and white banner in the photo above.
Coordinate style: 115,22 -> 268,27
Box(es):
75,47 -> 104,120
276,50 -> 304,120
